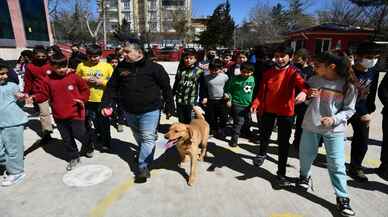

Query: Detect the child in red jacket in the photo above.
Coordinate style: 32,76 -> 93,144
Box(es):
32,54 -> 92,171
251,45 -> 308,187
23,45 -> 54,143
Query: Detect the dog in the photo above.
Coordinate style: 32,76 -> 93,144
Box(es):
164,106 -> 209,186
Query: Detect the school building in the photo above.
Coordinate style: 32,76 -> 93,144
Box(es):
0,0 -> 53,60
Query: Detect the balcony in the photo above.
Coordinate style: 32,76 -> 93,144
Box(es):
108,18 -> 119,23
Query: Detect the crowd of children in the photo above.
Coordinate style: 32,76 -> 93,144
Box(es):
0,41 -> 387,217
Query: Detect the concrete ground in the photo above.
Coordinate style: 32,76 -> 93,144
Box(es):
1,62 -> 387,217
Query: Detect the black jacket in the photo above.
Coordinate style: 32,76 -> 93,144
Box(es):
69,52 -> 87,69
379,72 -> 388,114
102,58 -> 174,114
7,68 -> 19,84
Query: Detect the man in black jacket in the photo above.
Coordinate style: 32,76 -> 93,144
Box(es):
378,72 -> 388,180
68,44 -> 87,69
101,41 -> 174,181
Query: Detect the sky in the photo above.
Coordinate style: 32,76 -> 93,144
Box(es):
89,0 -> 330,24
192,0 -> 330,24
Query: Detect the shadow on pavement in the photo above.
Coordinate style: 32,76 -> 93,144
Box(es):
108,138 -> 139,175
24,138 -> 68,162
348,180 -> 388,195
238,143 -> 298,170
205,142 -> 343,217
347,137 -> 382,146
150,146 -> 189,183
26,119 -> 43,137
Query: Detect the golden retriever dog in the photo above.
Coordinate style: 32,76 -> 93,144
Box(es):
164,106 -> 209,186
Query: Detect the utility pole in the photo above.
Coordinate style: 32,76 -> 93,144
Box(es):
103,2 -> 109,49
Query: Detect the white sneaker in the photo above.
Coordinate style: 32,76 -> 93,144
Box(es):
1,173 -> 25,187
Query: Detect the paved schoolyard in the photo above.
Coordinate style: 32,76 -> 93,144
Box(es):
1,62 -> 387,217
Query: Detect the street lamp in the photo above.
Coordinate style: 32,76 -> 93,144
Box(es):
103,3 -> 110,50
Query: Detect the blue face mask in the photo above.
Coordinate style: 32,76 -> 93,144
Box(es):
360,58 -> 378,69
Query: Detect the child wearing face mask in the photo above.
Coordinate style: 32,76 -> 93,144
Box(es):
292,49 -> 314,152
251,45 -> 308,187
23,45 -> 54,143
347,42 -> 381,183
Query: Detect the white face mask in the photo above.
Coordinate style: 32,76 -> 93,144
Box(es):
360,58 -> 378,69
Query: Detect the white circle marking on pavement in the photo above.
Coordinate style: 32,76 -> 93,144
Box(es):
63,165 -> 113,187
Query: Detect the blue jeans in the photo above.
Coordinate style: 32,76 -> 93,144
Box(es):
125,110 -> 160,170
299,130 -> 348,198
0,125 -> 24,175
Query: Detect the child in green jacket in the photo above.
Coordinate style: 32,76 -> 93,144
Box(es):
224,63 -> 255,147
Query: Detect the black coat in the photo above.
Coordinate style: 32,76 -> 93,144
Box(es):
379,72 -> 388,114
102,58 -> 175,114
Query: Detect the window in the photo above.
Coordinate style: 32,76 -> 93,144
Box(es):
163,22 -> 174,32
148,0 -> 157,10
19,0 -> 49,41
122,0 -> 131,9
315,39 -> 331,54
122,11 -> 131,21
163,10 -> 174,20
295,40 -> 304,51
0,0 -> 14,39
149,22 -> 158,32
162,0 -> 185,6
149,11 -> 157,20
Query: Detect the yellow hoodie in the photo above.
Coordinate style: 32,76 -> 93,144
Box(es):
76,62 -> 113,102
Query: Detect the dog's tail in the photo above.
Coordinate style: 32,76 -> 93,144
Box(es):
192,106 -> 205,120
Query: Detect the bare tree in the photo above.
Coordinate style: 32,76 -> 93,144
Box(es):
318,0 -> 365,25
246,3 -> 285,44
172,9 -> 192,45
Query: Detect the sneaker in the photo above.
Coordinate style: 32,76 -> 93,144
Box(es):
276,175 -> 291,187
336,197 -> 355,216
100,145 -> 112,153
85,150 -> 94,158
135,167 -> 150,183
297,176 -> 311,191
1,173 -> 25,187
117,124 -> 124,133
229,136 -> 238,147
253,155 -> 266,167
348,167 -> 368,182
66,158 -> 80,171
228,140 -> 238,147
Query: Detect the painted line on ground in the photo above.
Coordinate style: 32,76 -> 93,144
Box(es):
88,178 -> 134,217
88,171 -> 159,217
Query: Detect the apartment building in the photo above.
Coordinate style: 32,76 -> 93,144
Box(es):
98,0 -> 192,34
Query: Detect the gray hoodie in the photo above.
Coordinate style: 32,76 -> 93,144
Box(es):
302,75 -> 357,135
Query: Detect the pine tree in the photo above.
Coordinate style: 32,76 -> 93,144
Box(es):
271,3 -> 288,32
199,0 -> 235,48
286,0 -> 315,31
